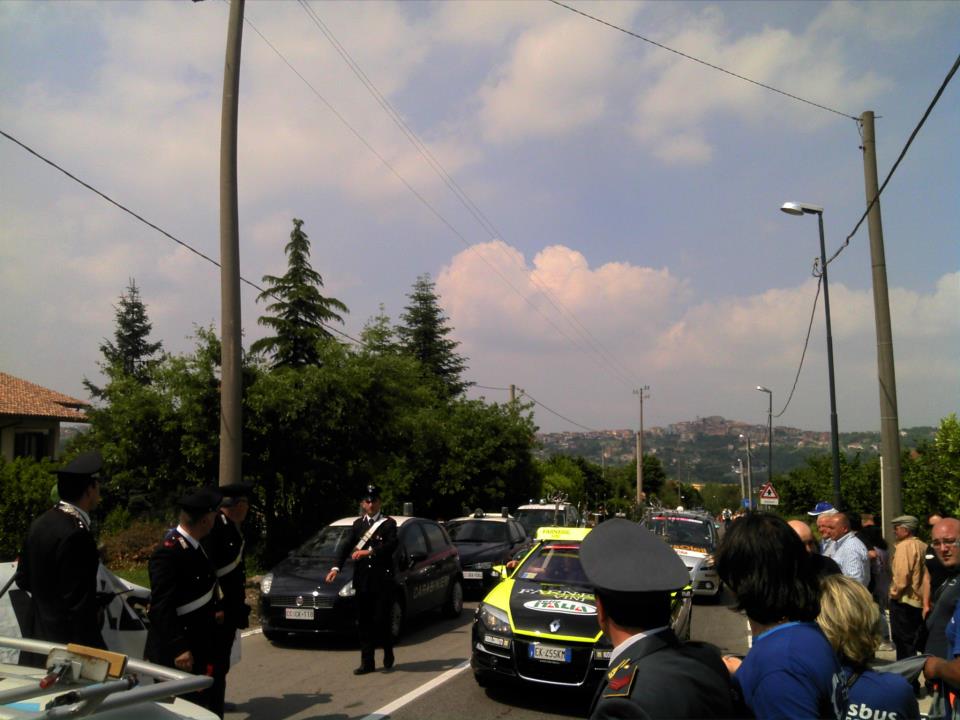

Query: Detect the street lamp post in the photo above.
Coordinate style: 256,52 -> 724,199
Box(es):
781,202 -> 843,509
757,385 -> 773,485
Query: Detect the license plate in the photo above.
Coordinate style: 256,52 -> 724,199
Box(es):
529,644 -> 571,663
284,608 -> 315,620
462,571 -> 484,580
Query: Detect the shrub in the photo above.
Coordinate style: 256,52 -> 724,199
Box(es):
0,457 -> 57,560
100,519 -> 169,569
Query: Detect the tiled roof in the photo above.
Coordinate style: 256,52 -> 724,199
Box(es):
0,372 -> 89,422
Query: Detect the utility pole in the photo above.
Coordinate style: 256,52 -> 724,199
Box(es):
633,386 -> 650,506
736,458 -> 745,508
740,434 -> 753,509
510,384 -> 516,405
860,111 -> 903,538
218,0 -> 244,488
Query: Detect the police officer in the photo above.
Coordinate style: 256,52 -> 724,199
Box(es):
580,519 -> 735,719
202,483 -> 252,712
325,484 -> 398,674
146,487 -> 223,715
16,450 -> 106,652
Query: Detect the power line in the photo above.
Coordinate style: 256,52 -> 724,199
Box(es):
548,0 -> 859,121
827,52 -> 960,265
474,384 -> 511,392
773,276 -> 822,419
290,1 -> 642,391
518,390 -> 599,432
0,128 -> 364,347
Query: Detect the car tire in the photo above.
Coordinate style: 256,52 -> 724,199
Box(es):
442,578 -> 463,618
474,671 -> 489,688
263,628 -> 283,643
389,598 -> 405,642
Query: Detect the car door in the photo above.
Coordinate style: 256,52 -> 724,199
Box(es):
398,521 -> 432,617
420,520 -> 456,610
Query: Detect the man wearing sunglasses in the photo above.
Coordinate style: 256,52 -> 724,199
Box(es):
923,517 -> 960,715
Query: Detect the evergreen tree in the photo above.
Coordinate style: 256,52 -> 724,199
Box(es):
359,304 -> 398,355
84,279 -> 163,397
396,274 -> 469,397
251,218 -> 348,368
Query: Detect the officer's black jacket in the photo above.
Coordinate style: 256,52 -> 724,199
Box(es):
336,515 -> 399,593
146,528 -> 219,669
202,512 -> 249,629
15,504 -> 105,649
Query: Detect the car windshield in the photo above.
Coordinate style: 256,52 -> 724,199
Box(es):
515,509 -> 564,534
295,525 -> 354,558
447,520 -> 508,543
648,516 -> 714,551
515,542 -> 589,586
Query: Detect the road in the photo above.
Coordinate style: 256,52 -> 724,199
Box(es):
224,587 -> 748,720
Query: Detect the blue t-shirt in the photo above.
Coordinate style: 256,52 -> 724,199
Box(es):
846,667 -> 918,720
734,621 -> 847,719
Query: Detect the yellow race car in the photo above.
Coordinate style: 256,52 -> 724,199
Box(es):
470,526 -> 692,690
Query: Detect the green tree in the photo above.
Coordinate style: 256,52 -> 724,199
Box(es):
537,455 -> 587,507
902,414 -> 960,519
84,279 -> 163,397
0,457 -> 57,560
251,218 -> 348,368
396,274 -> 469,397
360,304 -> 399,355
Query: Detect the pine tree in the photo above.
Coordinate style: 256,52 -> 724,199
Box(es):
84,279 -> 163,397
396,274 -> 469,397
251,218 -> 349,368
360,304 -> 399,355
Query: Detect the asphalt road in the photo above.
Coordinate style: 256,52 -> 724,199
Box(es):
224,588 -> 748,720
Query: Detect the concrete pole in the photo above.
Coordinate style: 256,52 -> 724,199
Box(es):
218,0 -> 244,488
860,111 -> 903,538
737,458 -> 745,508
633,386 -> 649,505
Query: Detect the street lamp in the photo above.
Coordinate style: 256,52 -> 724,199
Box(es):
781,201 -> 842,509
756,385 -> 773,485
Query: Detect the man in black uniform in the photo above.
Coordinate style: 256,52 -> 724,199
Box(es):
580,519 -> 735,719
16,451 -> 106,651
146,487 -> 223,715
202,483 -> 252,712
325,484 -> 398,674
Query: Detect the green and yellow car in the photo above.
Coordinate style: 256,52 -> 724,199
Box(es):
470,526 -> 693,690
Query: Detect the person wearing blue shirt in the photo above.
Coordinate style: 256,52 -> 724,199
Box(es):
716,512 -> 847,720
817,573 -> 919,720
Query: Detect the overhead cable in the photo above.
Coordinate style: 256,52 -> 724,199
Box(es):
518,390 -> 599,432
773,276 -> 822,419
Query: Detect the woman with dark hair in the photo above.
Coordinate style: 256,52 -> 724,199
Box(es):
716,512 -> 847,719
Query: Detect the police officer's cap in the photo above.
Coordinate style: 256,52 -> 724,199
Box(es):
361,484 -> 381,501
178,487 -> 222,513
57,451 -> 103,478
580,518 -> 689,593
219,483 -> 254,507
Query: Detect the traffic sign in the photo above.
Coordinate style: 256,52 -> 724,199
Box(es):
759,482 -> 779,505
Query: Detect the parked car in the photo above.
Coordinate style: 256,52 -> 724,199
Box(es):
445,510 -> 531,595
514,501 -> 581,536
259,515 -> 463,643
470,526 -> 693,691
643,509 -> 722,599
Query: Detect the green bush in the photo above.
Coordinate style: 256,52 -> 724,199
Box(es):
0,457 -> 57,560
100,519 -> 169,569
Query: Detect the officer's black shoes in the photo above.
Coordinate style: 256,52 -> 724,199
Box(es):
383,652 -> 395,670
354,665 -> 375,675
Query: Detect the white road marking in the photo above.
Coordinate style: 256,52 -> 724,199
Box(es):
241,628 -> 262,638
362,660 -> 471,720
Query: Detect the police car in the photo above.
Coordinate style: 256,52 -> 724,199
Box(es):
445,510 -> 531,596
470,526 -> 693,690
644,509 -> 722,599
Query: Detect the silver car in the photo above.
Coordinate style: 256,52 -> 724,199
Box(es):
644,510 -> 722,599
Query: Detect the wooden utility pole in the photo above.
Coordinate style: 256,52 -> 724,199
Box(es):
860,111 -> 903,537
219,0 -> 244,488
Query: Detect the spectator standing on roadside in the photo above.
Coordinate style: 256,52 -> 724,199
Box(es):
888,515 -> 927,660
817,574 -> 919,720
923,519 -> 960,696
716,512 -> 846,720
788,519 -> 841,578
924,512 -> 949,616
822,513 -> 871,586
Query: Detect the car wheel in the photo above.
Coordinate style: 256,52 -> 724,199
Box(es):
389,599 -> 405,642
474,671 -> 490,688
263,628 -> 283,643
442,578 -> 463,618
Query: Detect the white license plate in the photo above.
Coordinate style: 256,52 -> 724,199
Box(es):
529,644 -> 571,663
462,571 -> 484,580
284,608 -> 315,620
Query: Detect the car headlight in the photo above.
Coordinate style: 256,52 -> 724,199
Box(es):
478,603 -> 511,635
468,562 -> 493,570
339,579 -> 355,597
260,573 -> 273,595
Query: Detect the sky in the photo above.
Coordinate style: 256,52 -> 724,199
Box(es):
1,0 -> 957,436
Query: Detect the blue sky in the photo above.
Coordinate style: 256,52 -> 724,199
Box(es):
1,0 -> 957,434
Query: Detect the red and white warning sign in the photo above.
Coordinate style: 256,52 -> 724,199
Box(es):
759,483 -> 779,505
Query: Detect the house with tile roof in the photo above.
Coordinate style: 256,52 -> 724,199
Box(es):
0,372 -> 89,462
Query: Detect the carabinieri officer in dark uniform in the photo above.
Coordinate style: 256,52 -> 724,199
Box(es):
580,519 -> 736,720
201,483 -> 253,713
325,484 -> 398,674
16,451 -> 106,651
146,487 -> 223,715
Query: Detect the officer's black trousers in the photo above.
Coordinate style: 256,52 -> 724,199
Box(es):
356,583 -> 394,667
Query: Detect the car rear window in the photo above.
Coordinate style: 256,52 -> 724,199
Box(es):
422,521 -> 451,553
447,520 -> 508,543
648,516 -> 714,551
516,542 -> 590,586
516,509 -> 566,534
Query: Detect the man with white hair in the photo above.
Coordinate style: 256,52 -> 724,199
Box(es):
820,512 -> 870,586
